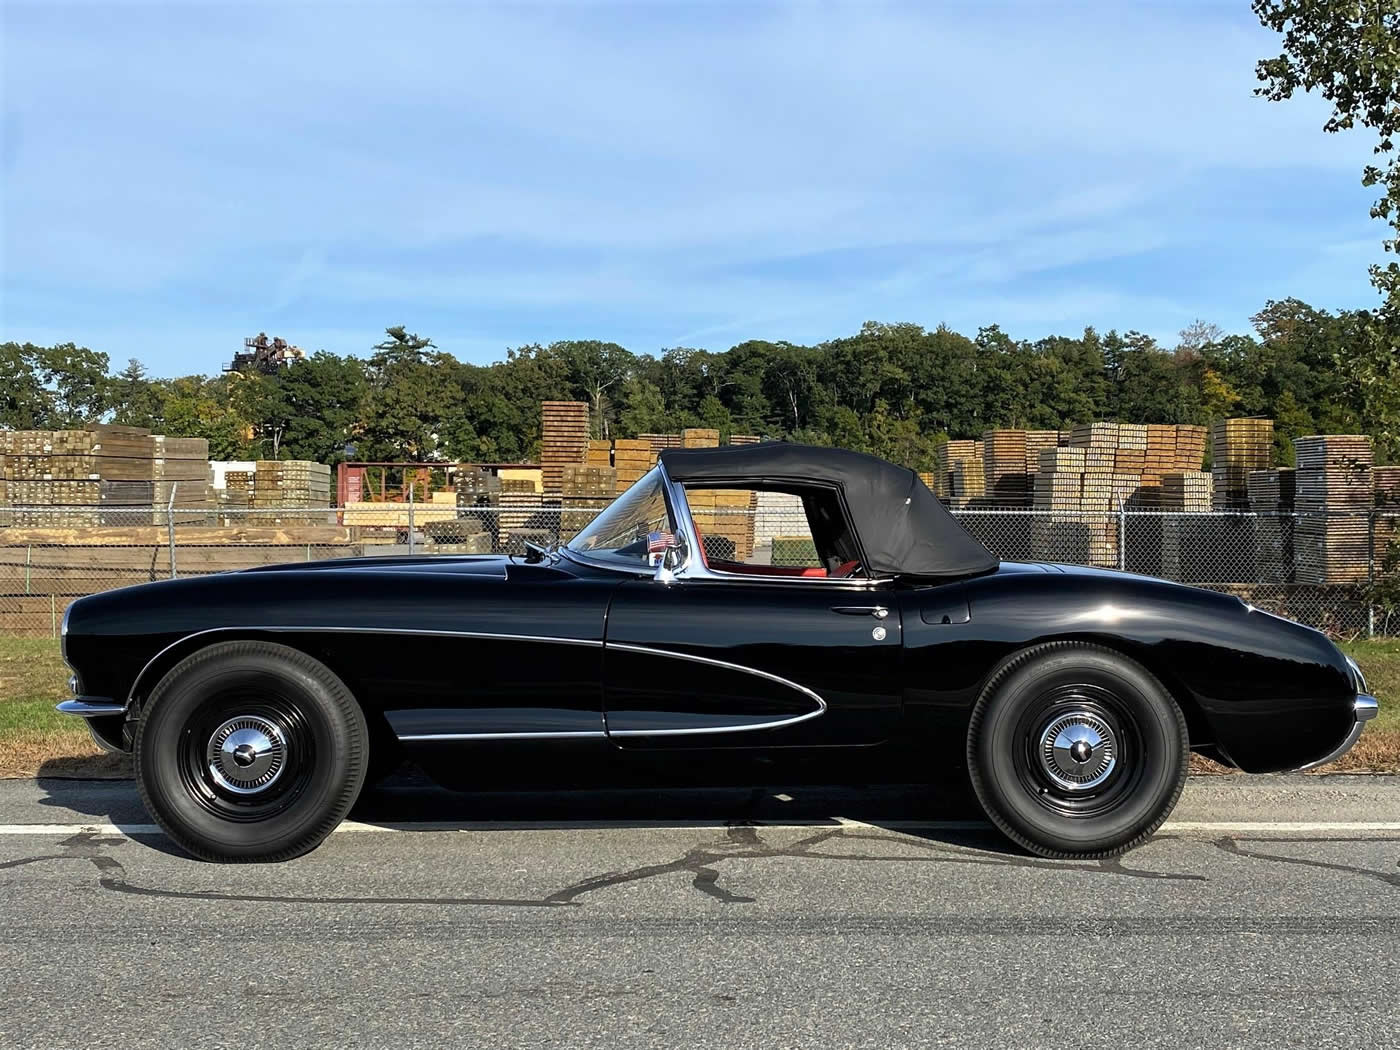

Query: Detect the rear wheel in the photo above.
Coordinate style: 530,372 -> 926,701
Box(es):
134,640 -> 368,862
966,642 -> 1188,858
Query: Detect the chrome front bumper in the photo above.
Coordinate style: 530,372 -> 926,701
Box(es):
1295,695 -> 1380,772
56,697 -> 126,718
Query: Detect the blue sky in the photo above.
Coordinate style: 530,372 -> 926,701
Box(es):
0,0 -> 1385,377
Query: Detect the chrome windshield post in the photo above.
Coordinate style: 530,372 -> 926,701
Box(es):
657,460 -> 701,580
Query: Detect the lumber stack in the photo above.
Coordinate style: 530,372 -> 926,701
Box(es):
689,487 -> 755,562
729,434 -> 762,445
1293,435 -> 1373,584
0,453 -> 8,527
982,430 -> 1030,506
638,433 -> 681,458
560,465 -> 616,541
540,401 -> 590,495
682,428 -> 720,449
951,441 -> 986,505
252,460 -> 331,525
0,425 -> 155,483
1159,472 -> 1214,580
612,439 -> 654,494
498,477 -> 538,543
151,435 -> 213,524
1375,467 -> 1400,576
585,439 -> 612,467
455,468 -> 502,546
1211,418 -> 1274,510
1248,468 -> 1296,583
935,439 -> 981,502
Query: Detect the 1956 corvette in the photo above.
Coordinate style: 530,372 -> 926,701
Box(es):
58,442 -> 1378,862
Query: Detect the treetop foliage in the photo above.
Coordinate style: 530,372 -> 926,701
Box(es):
2,301 -> 1393,470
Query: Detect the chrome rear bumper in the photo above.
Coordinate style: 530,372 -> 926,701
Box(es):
56,698 -> 126,718
1295,695 -> 1379,772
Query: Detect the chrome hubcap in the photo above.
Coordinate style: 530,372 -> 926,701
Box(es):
207,716 -> 287,795
1038,710 -> 1117,791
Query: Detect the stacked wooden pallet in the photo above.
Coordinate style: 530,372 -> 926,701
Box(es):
729,434 -> 761,446
1211,418 -> 1273,509
1293,435 -> 1373,584
689,488 -> 755,562
540,401 -> 590,495
251,460 -> 331,525
638,433 -> 681,458
585,439 -> 612,467
1023,430 -> 1060,475
1375,467 -> 1400,575
454,468 -> 502,546
951,441 -> 986,504
682,428 -> 720,448
753,490 -> 805,554
560,465 -> 616,541
1248,468 -> 1296,583
499,477 -> 541,552
1158,472 -> 1215,580
151,435 -> 213,524
612,439 -> 654,494
934,439 -> 981,502
982,430 -> 1030,506
0,453 -> 8,527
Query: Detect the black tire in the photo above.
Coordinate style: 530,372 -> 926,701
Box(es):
966,642 -> 1188,858
134,640 -> 368,862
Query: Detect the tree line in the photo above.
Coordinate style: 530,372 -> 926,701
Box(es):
0,299 -> 1394,471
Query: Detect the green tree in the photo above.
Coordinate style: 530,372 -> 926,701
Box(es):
1255,0 -> 1400,458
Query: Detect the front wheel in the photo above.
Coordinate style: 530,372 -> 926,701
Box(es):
134,640 -> 368,862
966,642 -> 1188,858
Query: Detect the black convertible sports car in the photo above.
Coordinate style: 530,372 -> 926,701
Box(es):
58,442 -> 1377,861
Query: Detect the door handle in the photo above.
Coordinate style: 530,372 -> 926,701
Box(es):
831,605 -> 889,619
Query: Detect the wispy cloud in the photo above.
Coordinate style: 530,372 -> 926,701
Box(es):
0,0 -> 1383,372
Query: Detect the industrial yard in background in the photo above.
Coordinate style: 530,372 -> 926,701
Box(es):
0,403 -> 1398,637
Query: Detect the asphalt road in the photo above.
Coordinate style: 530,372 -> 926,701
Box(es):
2,773 -> 1399,1050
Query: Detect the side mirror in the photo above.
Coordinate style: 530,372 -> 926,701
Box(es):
652,533 -> 688,584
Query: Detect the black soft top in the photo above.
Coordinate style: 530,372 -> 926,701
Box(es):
658,442 -> 999,579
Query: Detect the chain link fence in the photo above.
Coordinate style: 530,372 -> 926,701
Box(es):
1,502 -> 1396,638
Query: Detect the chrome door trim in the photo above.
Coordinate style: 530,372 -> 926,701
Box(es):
604,641 -> 827,737
397,730 -> 608,742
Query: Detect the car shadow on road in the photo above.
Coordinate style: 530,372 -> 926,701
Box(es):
31,751 -> 1016,858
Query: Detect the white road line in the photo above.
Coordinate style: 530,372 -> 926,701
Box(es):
1,819 -> 1400,837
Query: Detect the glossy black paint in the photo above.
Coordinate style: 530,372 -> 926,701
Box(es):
61,550 -> 1359,775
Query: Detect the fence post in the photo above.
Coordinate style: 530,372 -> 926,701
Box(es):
407,485 -> 415,555
1118,497 -> 1126,571
25,545 -> 31,595
1368,509 -> 1376,639
50,594 -> 57,638
167,481 -> 178,579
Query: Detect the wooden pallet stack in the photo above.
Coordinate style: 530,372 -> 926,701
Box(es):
689,488 -> 755,563
638,433 -> 681,459
251,461 -> 331,525
935,439 -> 980,502
951,440 -> 986,504
1158,472 -> 1214,580
729,434 -> 762,446
560,465 -> 616,541
1023,430 -> 1060,475
1031,447 -> 1090,564
0,426 -> 157,526
1293,435 -> 1373,584
540,401 -> 590,495
152,436 -> 213,524
1248,468 -> 1296,583
1375,467 -> 1400,576
585,439 -> 612,467
1211,418 -> 1273,510
454,468 -> 502,547
682,428 -> 720,448
0,452 -> 8,527
982,430 -> 1030,506
499,477 -> 545,553
612,439 -> 654,494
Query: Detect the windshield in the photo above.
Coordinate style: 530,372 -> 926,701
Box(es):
564,466 -> 676,570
